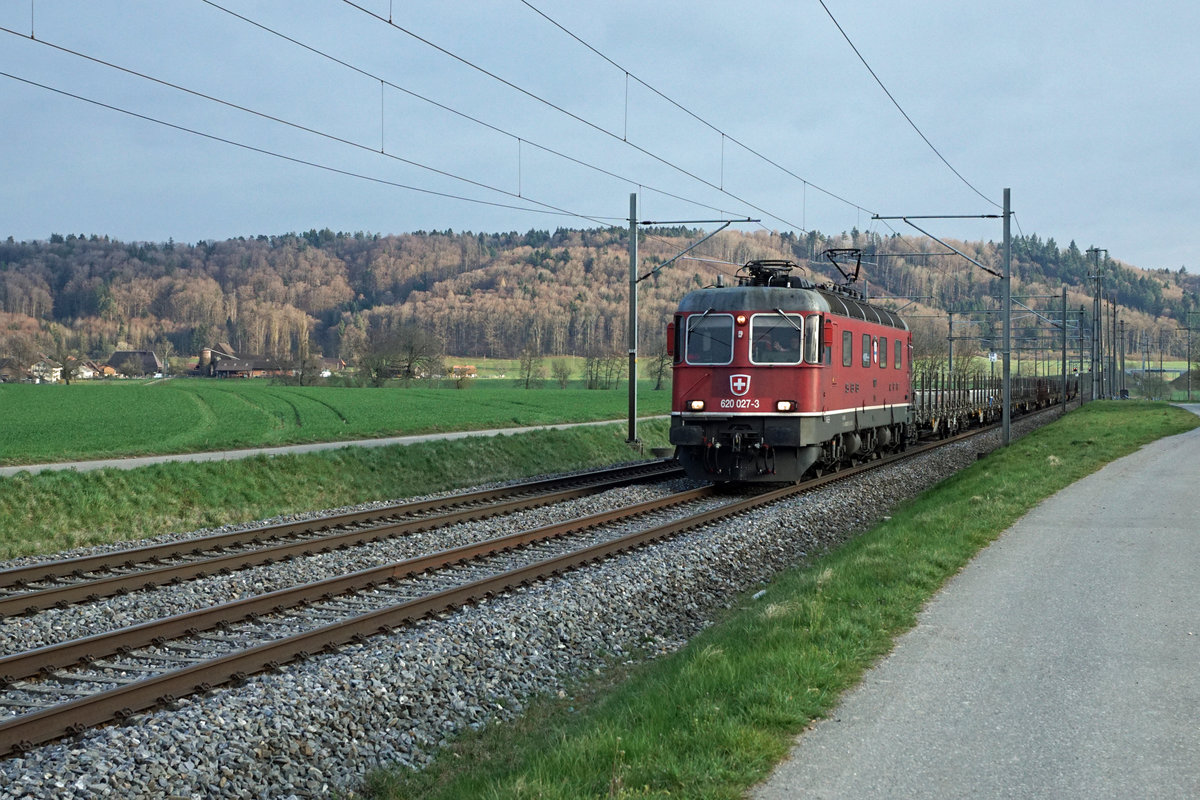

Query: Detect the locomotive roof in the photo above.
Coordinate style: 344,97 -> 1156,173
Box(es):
676,286 -> 908,331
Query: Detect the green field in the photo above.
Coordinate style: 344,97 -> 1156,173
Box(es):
0,379 -> 671,466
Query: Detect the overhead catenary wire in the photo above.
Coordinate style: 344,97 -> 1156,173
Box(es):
0,25 -> 621,226
3,25 -> 776,279
516,0 -> 872,218
7,21 -> 779,238
196,1 -> 747,222
22,1 -> 888,247
817,0 -> 1001,211
337,0 -> 814,233
0,70 -> 619,225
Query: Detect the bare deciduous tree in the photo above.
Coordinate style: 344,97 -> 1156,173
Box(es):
517,346 -> 545,389
550,359 -> 572,388
648,344 -> 672,390
357,324 -> 444,387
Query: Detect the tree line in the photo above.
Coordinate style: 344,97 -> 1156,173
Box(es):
1,226 -> 1194,373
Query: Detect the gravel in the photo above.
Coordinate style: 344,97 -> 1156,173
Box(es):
0,415 -> 1049,798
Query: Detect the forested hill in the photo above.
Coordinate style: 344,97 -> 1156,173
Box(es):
0,227 -> 1195,365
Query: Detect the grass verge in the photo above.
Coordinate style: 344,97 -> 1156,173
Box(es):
0,420 -> 669,561
364,401 -> 1199,799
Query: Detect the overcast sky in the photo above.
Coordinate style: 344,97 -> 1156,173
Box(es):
2,1 -> 1195,270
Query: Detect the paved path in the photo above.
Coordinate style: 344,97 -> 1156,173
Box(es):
753,404 -> 1200,800
0,417 -> 662,477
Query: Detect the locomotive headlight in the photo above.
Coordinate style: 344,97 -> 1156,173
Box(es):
688,399 -> 706,411
735,314 -> 748,325
775,400 -> 796,412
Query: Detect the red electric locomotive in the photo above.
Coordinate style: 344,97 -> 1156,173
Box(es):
668,259 -> 913,482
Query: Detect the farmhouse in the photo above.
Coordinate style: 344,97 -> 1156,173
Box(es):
29,358 -> 62,383
211,355 -> 293,379
0,358 -> 25,382
197,344 -> 292,378
106,350 -> 164,377
65,357 -> 103,381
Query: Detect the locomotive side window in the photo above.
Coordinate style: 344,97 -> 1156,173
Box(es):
895,339 -> 903,370
862,334 -> 871,367
842,330 -> 852,367
685,313 -> 734,365
879,336 -> 888,368
804,315 -> 822,364
750,313 -> 803,364
672,315 -> 684,364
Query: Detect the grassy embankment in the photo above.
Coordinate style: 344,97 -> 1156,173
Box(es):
364,401 -> 1199,800
0,378 -> 671,466
0,393 -> 670,560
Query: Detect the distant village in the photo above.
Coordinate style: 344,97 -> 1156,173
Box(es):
0,344 -> 347,384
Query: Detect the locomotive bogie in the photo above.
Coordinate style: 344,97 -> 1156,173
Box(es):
671,405 -> 911,481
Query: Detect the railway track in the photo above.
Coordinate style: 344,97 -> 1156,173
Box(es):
0,415 -> 1046,755
0,480 -> 725,753
0,459 -> 681,617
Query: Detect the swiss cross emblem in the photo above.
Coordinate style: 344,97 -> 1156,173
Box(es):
730,374 -> 751,396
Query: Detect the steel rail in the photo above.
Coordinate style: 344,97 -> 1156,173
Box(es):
3,488 -> 750,753
0,461 -> 682,617
0,460 -> 679,590
0,486 -> 715,685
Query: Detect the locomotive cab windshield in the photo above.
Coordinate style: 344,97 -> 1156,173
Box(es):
748,311 -> 823,365
751,313 -> 802,364
684,311 -> 733,365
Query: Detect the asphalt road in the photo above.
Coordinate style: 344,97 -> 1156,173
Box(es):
753,404 -> 1200,799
